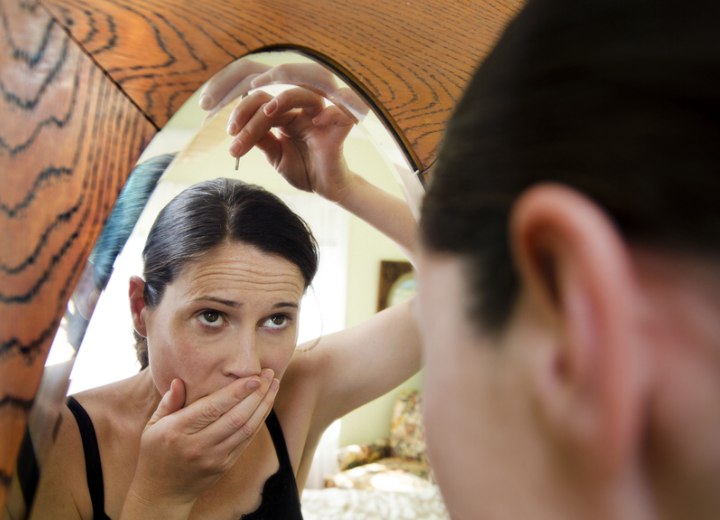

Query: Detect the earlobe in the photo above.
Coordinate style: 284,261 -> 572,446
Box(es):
510,183 -> 648,479
128,276 -> 148,338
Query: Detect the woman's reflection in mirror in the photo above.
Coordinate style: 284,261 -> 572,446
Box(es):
30,62 -> 421,520
416,0 -> 720,519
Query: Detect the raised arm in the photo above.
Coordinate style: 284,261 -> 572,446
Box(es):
201,57 -> 414,251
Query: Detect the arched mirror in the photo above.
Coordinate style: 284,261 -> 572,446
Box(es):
5,49 -> 443,519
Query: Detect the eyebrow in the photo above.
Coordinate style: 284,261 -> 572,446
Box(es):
273,302 -> 299,310
193,296 -> 299,310
195,296 -> 240,307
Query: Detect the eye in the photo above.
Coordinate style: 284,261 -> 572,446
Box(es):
197,309 -> 225,328
262,314 -> 291,330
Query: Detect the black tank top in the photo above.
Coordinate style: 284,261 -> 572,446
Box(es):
66,397 -> 303,520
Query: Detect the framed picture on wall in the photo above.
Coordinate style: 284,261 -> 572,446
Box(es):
377,260 -> 417,311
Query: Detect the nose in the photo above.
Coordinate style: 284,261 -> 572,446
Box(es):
222,329 -> 262,379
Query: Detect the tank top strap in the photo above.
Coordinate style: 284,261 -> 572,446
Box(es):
264,408 -> 294,473
66,396 -> 112,520
239,408 -> 303,519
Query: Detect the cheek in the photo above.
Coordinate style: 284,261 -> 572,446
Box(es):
145,315 -> 199,393
146,336 -> 190,395
261,338 -> 297,381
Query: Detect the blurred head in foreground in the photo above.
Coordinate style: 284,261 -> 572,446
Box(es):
417,1 -> 720,518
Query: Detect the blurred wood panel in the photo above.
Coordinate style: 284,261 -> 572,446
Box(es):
43,0 -> 522,169
0,0 -> 156,508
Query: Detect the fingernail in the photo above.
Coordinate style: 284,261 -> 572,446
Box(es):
229,140 -> 241,157
263,99 -> 277,116
199,94 -> 213,110
270,378 -> 280,392
227,121 -> 238,135
261,368 -> 274,380
247,379 -> 260,391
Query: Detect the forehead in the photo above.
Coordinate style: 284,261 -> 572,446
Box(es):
173,242 -> 305,301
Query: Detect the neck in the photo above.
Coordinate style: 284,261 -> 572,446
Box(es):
113,368 -> 163,425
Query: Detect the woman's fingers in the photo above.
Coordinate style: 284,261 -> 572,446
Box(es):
146,378 -> 187,429
228,107 -> 296,159
227,90 -> 273,137
254,132 -> 283,168
199,59 -> 271,113
203,76 -> 261,122
250,62 -> 337,96
228,87 -> 326,137
228,88 -> 325,158
328,87 -> 369,121
214,377 -> 280,454
202,374 -> 280,446
179,369 -> 273,433
312,104 -> 356,129
264,87 -> 327,120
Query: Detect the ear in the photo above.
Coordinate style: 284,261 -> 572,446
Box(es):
128,276 -> 148,337
510,183 -> 648,479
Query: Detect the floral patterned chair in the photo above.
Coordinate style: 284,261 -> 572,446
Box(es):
323,389 -> 434,492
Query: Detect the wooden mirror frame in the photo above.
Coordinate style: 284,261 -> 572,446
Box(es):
0,0 -> 521,508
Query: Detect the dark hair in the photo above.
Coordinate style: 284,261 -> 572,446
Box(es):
135,177 -> 318,368
421,0 -> 720,332
91,153 -> 175,290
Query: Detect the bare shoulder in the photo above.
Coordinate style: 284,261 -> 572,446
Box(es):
276,341 -> 334,419
32,376 -> 150,518
274,346 -> 324,424
284,341 -> 330,384
71,376 -> 139,415
29,398 -> 91,519
70,373 -> 153,435
271,346 -> 333,468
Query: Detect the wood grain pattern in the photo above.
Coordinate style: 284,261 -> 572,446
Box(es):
0,0 -> 156,508
43,0 -> 522,169
0,0 -> 523,510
